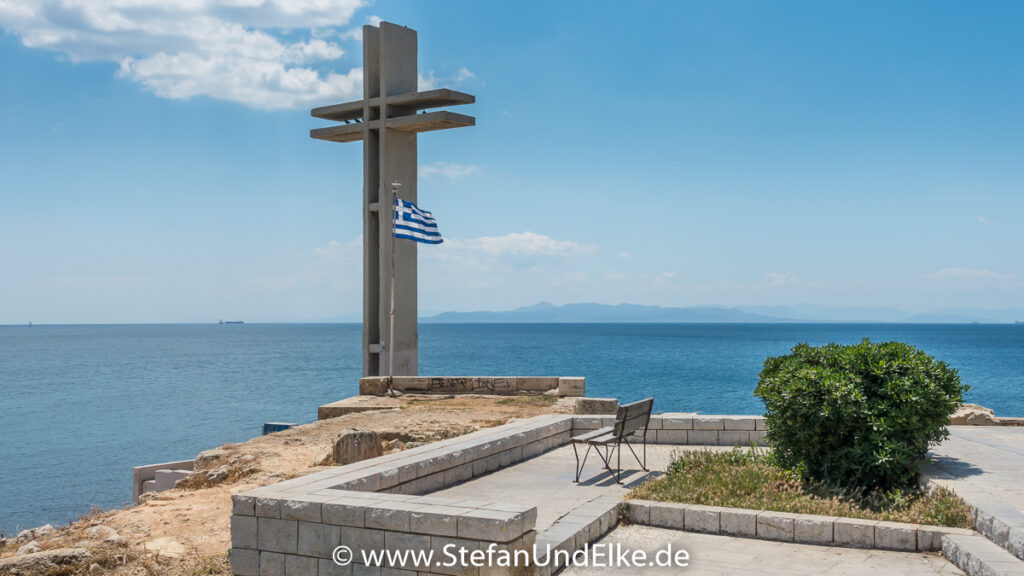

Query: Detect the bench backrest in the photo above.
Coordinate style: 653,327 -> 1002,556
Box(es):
613,397 -> 654,438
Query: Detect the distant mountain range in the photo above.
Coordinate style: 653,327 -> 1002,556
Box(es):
421,302 -> 1024,324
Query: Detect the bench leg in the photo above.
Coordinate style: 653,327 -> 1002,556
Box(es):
617,440 -> 622,483
597,442 -> 622,484
622,438 -> 647,472
572,442 -> 594,483
587,443 -> 620,484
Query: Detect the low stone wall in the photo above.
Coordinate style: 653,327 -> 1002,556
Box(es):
624,500 -> 972,552
230,415 -> 572,576
573,414 -> 769,446
359,376 -> 585,397
131,459 -> 193,505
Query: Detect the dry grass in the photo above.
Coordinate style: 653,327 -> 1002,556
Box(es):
628,448 -> 972,528
174,463 -> 260,491
494,395 -> 559,407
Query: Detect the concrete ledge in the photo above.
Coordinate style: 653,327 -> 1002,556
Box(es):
131,459 -> 194,504
570,415 -> 768,446
626,500 -> 973,553
317,401 -> 392,420
358,376 -> 586,397
757,511 -> 797,541
535,495 -> 621,576
834,517 -> 877,548
943,532 -> 1024,576
574,397 -> 618,415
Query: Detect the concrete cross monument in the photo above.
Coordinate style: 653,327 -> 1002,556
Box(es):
310,22 -> 475,378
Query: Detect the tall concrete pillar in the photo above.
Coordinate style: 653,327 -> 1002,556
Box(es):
310,22 -> 475,377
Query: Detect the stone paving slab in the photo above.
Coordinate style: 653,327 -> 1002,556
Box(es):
927,427 -> 1024,562
559,524 -> 964,575
427,444 -> 714,532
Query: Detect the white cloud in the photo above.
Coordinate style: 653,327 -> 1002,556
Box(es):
312,236 -> 361,257
551,270 -> 588,287
419,161 -> 481,179
418,71 -> 437,91
977,215 -> 991,226
446,231 -> 597,257
602,270 -> 676,285
604,270 -> 627,281
298,236 -> 362,287
0,0 -> 367,109
763,272 -> 827,289
925,268 -> 1016,281
618,251 -> 633,260
418,67 -> 477,92
765,272 -> 796,287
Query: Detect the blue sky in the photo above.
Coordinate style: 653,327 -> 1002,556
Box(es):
2,1 -> 1023,323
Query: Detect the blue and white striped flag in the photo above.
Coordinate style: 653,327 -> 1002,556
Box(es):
393,198 -> 443,244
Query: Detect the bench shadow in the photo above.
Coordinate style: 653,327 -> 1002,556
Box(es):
576,468 -> 662,489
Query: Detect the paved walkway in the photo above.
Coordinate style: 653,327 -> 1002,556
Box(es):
430,442 -> 965,574
926,426 -> 1024,563
927,426 -> 1024,516
560,525 -> 963,575
431,444 -> 687,530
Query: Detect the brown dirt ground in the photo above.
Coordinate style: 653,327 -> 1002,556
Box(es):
0,395 -> 573,575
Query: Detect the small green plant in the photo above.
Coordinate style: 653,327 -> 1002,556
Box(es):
754,339 -> 967,495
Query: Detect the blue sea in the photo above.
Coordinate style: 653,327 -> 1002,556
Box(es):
1,322 -> 1022,535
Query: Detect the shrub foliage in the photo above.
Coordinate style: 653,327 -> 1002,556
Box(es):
754,339 -> 967,494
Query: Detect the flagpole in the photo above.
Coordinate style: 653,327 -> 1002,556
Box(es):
388,181 -> 400,390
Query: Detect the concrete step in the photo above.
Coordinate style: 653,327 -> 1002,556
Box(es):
972,500 -> 1024,562
923,476 -> 1024,562
943,532 -> 1024,576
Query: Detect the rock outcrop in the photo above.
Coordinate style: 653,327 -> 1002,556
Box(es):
333,428 -> 383,465
14,525 -> 53,542
0,548 -> 91,575
951,403 -> 1000,426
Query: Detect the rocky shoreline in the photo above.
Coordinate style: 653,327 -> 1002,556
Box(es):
0,395 -> 574,575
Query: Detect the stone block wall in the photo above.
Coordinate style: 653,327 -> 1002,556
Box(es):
359,376 -> 585,397
231,492 -> 538,576
231,415 -> 572,576
571,414 -> 769,446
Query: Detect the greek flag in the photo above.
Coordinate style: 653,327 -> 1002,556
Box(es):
393,198 -> 443,244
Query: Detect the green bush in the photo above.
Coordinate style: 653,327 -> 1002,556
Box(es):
754,339 -> 967,495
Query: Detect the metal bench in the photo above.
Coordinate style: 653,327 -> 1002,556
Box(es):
571,397 -> 653,483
